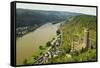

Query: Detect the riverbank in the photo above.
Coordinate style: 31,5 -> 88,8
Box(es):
16,22 -> 61,65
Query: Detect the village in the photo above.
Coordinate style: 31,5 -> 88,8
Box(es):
33,27 -> 92,64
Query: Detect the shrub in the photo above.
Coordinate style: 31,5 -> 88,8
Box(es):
46,41 -> 51,47
23,59 -> 28,65
39,45 -> 45,50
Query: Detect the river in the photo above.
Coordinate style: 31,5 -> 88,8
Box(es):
16,22 -> 61,65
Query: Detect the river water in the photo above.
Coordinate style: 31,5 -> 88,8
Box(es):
16,22 -> 61,65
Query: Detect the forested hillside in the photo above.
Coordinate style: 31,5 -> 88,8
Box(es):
47,15 -> 97,63
61,15 -> 96,52
16,9 -> 81,27
16,9 -> 81,37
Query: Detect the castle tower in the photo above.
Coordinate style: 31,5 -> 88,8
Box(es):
71,40 -> 74,53
83,28 -> 90,49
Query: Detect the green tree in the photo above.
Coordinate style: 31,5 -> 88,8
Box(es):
23,59 -> 28,65
56,29 -> 61,35
33,55 -> 38,60
46,41 -> 51,47
39,45 -> 44,50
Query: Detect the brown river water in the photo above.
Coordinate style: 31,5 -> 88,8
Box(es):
16,23 -> 61,65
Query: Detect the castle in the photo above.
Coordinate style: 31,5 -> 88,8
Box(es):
70,28 -> 91,54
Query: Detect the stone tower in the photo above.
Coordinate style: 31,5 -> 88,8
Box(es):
83,28 -> 90,49
70,40 -> 74,53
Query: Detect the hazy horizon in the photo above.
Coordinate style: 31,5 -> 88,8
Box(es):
16,3 -> 96,16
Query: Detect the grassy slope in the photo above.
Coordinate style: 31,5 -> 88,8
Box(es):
48,15 -> 97,63
60,15 -> 96,52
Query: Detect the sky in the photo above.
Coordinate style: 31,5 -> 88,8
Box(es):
16,3 -> 96,16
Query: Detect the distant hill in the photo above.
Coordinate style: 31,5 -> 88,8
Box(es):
16,8 -> 82,37
16,8 -> 81,28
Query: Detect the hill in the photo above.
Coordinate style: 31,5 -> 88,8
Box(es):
47,15 -> 97,63
16,8 -> 81,27
16,9 -> 81,37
